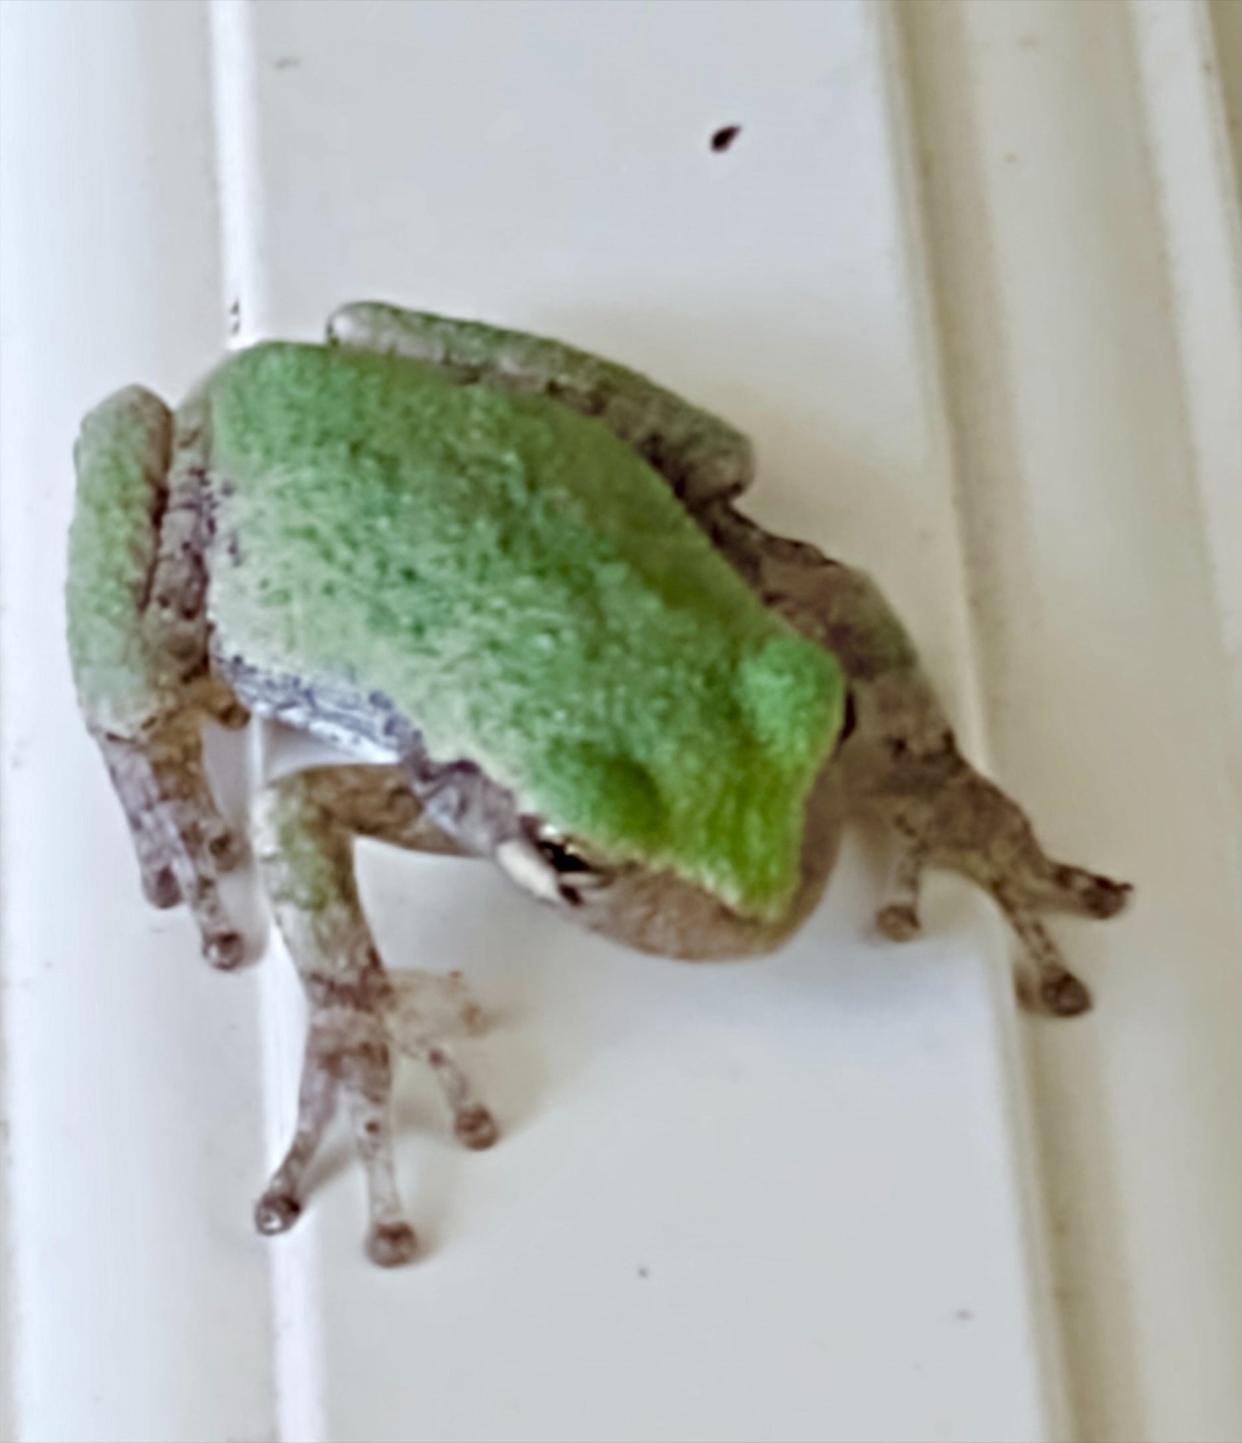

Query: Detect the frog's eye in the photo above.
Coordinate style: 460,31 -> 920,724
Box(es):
536,833 -> 611,906
535,836 -> 596,876
495,834 -> 607,909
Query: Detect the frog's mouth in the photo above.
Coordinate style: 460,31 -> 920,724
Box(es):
492,760 -> 843,962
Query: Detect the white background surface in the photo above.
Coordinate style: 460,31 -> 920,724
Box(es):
1,3 -> 1238,1441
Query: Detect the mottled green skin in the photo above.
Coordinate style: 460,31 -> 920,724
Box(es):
206,344 -> 844,918
66,390 -> 177,733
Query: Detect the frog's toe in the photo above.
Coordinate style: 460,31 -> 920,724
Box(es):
1076,873 -> 1132,920
366,1221 -> 418,1267
142,865 -> 181,910
454,1104 -> 500,1151
876,903 -> 921,942
1045,862 -> 1133,919
204,929 -> 246,971
1040,970 -> 1093,1017
1016,967 -> 1093,1018
255,1191 -> 302,1234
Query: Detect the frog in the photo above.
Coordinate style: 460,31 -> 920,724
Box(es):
66,303 -> 1132,1266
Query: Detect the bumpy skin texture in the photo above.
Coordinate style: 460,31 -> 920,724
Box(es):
66,304 -> 1132,1265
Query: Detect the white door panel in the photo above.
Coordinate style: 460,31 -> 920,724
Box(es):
2,3 -> 1237,1440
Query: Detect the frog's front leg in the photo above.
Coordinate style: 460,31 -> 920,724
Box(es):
67,387 -> 248,967
252,768 -> 496,1266
876,838 -> 927,942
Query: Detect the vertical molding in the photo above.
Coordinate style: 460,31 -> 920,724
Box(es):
0,15 -> 21,1432
878,6 -> 1077,1439
1128,0 -> 1242,796
894,2 -> 1242,1439
1,3 -> 282,1437
208,6 -> 325,1439
210,0 -> 272,347
1207,0 -> 1242,201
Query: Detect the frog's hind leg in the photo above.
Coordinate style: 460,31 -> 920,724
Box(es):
712,518 -> 1134,1017
252,767 -> 497,1266
68,387 -> 248,967
326,302 -> 754,507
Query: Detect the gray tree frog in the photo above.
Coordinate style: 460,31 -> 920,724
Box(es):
66,303 -> 1131,1266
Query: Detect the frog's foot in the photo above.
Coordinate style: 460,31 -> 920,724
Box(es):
974,802 -> 1129,1016
385,968 -> 488,1040
254,991 -> 497,1264
883,770 -> 1130,1017
256,1007 -> 419,1266
381,973 -> 498,1151
99,729 -> 246,968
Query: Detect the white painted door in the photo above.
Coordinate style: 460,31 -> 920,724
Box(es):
2,3 -> 1238,1440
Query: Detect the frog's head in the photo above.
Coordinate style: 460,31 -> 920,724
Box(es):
491,758 -> 844,961
408,636 -> 849,958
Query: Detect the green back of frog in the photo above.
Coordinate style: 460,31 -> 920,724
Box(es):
208,343 -> 844,918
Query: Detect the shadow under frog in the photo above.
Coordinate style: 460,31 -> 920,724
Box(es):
66,303 -> 1131,1266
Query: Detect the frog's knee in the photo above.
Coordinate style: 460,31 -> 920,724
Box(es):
67,386 -> 178,734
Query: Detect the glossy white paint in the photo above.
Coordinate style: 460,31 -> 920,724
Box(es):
1,3 -> 1237,1440
0,6 -> 277,1442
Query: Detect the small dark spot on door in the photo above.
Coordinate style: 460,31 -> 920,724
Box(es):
710,125 -> 742,153
274,56 -> 300,71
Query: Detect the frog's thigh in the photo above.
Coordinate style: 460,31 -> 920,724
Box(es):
68,388 -> 245,967
326,302 -> 753,505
